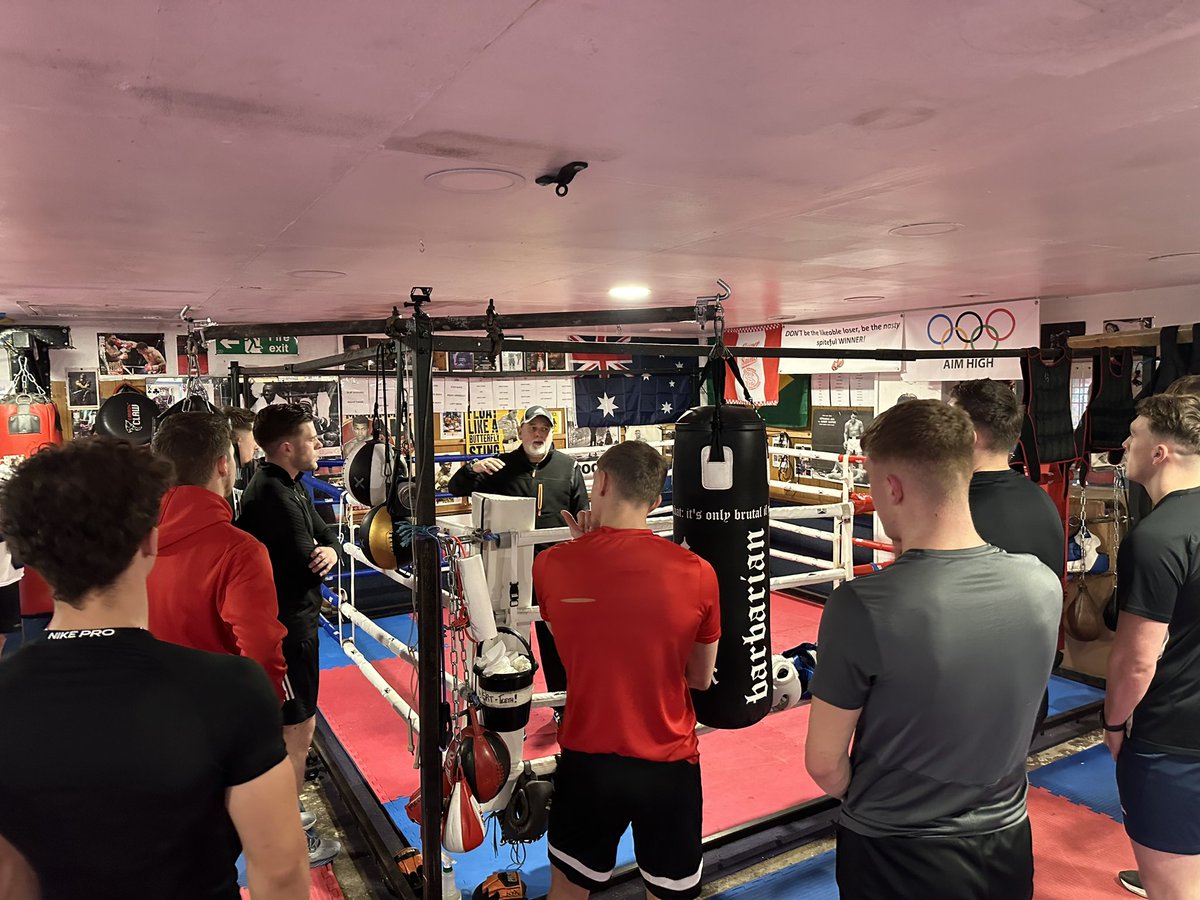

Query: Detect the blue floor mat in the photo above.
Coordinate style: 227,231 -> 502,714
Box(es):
385,797 -> 637,897
708,850 -> 837,900
1029,744 -> 1122,822
1046,674 -> 1103,717
318,614 -> 417,670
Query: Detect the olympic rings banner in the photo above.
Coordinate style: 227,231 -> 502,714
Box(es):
903,299 -> 1039,381
778,314 -> 904,374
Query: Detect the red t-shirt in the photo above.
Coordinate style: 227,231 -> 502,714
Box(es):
533,527 -> 720,763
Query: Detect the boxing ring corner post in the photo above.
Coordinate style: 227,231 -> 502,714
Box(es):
403,322 -> 446,900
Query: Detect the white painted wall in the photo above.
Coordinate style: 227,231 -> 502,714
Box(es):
1041,286 -> 1199,333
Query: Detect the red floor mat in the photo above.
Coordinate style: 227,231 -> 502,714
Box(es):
240,864 -> 343,899
317,592 -> 827,833
1028,786 -> 1136,898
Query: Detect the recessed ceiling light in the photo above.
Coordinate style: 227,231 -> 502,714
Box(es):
609,285 -> 651,301
842,295 -> 886,302
888,222 -> 963,236
424,168 -> 526,193
1148,252 -> 1200,262
287,269 -> 346,279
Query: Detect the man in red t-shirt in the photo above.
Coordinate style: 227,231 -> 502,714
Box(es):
533,441 -> 720,900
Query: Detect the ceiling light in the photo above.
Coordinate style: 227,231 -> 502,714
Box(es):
609,285 -> 651,301
648,326 -> 673,333
424,168 -> 526,193
1148,252 -> 1200,262
842,295 -> 885,303
287,269 -> 346,279
888,222 -> 963,236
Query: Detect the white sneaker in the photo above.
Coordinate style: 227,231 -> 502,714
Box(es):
307,832 -> 342,868
300,811 -> 317,831
1118,871 -> 1147,898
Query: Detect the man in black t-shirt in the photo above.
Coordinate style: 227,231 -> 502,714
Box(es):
1105,393 -> 1200,898
237,403 -> 342,864
0,438 -> 308,899
952,379 -> 1066,736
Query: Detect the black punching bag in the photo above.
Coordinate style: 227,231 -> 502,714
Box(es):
673,403 -> 771,729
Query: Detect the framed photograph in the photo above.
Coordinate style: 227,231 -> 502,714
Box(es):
472,352 -> 498,372
248,379 -> 341,449
546,352 -> 568,371
449,351 -> 474,372
98,332 -> 168,376
433,351 -> 449,372
526,351 -> 547,372
501,351 -> 525,372
440,410 -> 465,440
65,369 -> 99,409
1103,317 -> 1153,333
810,407 -> 874,486
71,409 -> 98,440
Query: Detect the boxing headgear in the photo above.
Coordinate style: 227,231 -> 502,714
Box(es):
500,761 -> 554,845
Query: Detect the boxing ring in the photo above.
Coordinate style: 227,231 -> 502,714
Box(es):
214,295 -> 1101,900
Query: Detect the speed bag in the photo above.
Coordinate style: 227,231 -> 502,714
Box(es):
359,503 -> 413,571
95,387 -> 157,445
673,404 -> 771,729
0,400 -> 63,459
345,439 -> 392,507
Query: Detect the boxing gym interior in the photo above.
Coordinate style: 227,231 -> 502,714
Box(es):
3,3 -> 1200,899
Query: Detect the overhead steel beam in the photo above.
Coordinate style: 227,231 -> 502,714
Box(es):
203,304 -> 702,341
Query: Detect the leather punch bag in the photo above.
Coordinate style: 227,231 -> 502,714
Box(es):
95,384 -> 158,445
673,354 -> 771,729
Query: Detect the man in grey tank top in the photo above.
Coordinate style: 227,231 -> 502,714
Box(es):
805,400 -> 1061,900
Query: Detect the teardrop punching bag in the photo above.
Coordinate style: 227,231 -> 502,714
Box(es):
673,361 -> 771,729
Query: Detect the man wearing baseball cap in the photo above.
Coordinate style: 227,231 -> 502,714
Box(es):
447,406 -> 588,725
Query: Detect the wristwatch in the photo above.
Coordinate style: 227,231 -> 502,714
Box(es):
1103,720 -> 1128,732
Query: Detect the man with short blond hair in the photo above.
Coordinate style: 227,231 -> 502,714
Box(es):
805,400 -> 1060,900
1106,392 -> 1200,900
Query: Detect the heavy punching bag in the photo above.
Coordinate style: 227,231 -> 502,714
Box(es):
673,387 -> 771,729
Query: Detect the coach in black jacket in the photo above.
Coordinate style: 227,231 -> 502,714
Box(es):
447,405 -> 588,723
237,404 -> 343,863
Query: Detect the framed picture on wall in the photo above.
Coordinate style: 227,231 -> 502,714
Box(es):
65,369 -> 99,409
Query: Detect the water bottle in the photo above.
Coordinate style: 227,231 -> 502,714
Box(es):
440,857 -> 459,900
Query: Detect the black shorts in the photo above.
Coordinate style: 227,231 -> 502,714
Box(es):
548,750 -> 704,900
280,635 -> 319,726
835,818 -> 1033,900
1117,743 -> 1200,854
0,582 -> 20,634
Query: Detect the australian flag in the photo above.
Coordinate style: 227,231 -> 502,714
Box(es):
573,337 -> 698,426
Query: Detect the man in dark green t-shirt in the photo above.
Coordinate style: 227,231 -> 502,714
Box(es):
805,400 -> 1060,900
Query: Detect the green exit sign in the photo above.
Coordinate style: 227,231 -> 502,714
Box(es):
215,337 -> 299,355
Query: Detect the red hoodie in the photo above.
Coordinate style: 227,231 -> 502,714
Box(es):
147,486 -> 288,701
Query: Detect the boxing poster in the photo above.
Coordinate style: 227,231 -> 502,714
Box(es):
97,333 -> 168,376
809,407 -> 874,486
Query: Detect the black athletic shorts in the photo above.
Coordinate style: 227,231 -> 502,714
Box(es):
548,750 -> 704,900
1117,743 -> 1200,855
0,583 -> 20,634
835,818 -> 1034,900
280,634 -> 319,726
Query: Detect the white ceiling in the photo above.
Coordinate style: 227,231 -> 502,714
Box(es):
4,0 -> 1200,330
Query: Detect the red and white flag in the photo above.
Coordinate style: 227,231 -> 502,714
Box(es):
723,325 -> 782,405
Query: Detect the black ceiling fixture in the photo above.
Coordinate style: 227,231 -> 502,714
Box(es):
535,161 -> 588,197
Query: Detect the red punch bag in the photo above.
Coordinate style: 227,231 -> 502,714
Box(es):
0,395 -> 63,461
19,566 -> 54,617
673,396 -> 771,729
